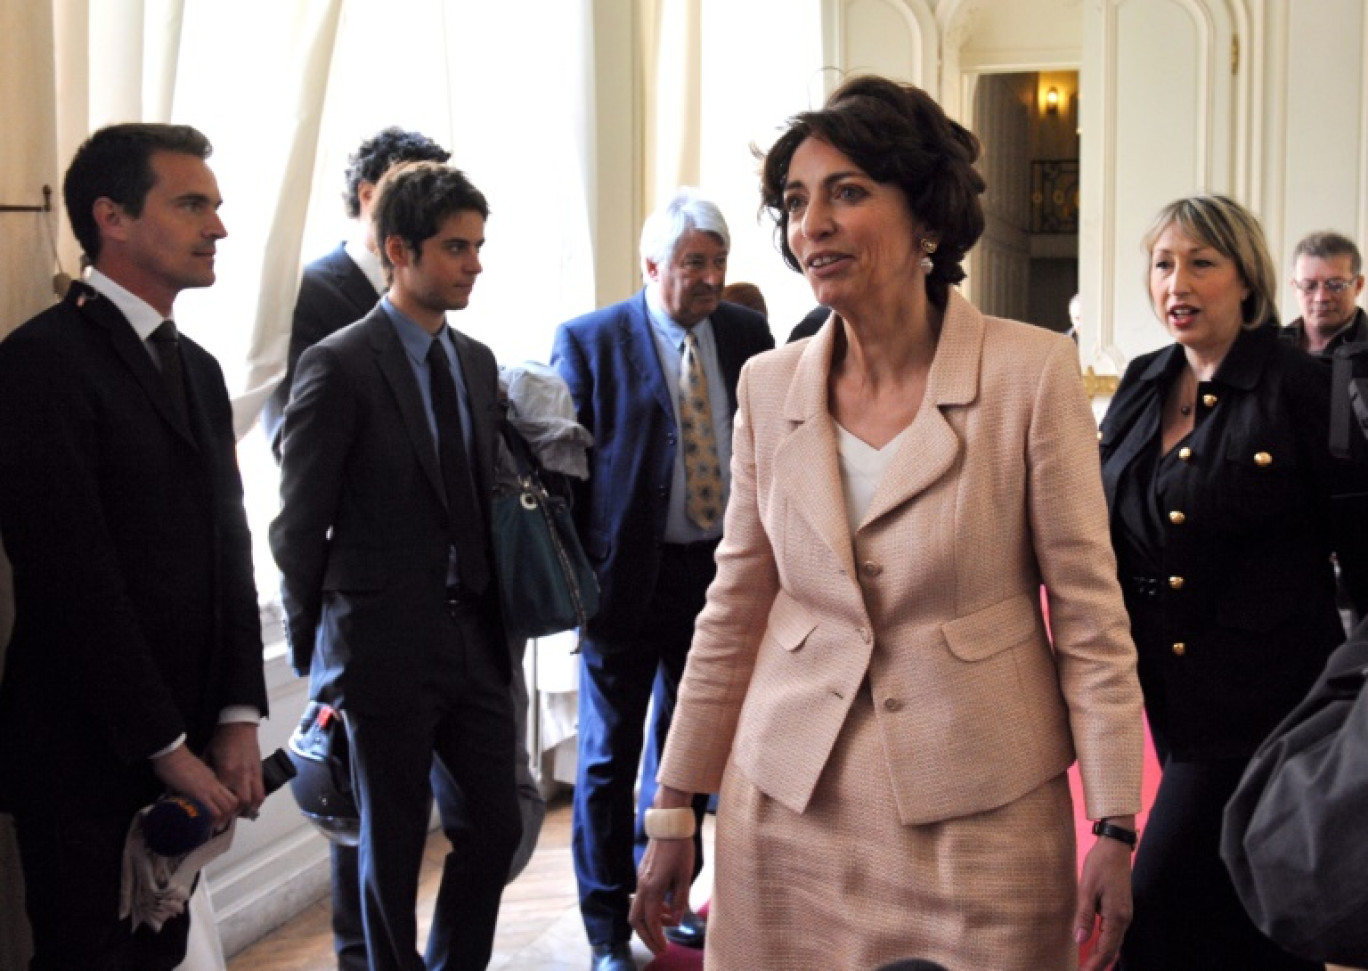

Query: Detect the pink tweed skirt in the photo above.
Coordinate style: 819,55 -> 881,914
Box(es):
706,684 -> 1079,971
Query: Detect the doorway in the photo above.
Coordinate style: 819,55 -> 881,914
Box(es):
967,70 -> 1079,335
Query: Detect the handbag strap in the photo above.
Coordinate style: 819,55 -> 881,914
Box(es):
498,420 -> 541,483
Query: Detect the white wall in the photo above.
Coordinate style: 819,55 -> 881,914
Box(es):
1264,0 -> 1368,325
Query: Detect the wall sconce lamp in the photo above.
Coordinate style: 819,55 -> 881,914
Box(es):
1045,87 -> 1060,115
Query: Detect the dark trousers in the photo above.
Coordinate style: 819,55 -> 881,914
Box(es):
573,541 -> 714,947
14,804 -> 190,971
330,640 -> 547,970
1120,756 -> 1320,971
329,765 -> 464,971
347,601 -> 521,971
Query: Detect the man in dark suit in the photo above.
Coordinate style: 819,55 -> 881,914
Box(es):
0,123 -> 267,971
263,127 -> 542,971
551,187 -> 774,971
261,127 -> 451,456
271,161 -> 520,971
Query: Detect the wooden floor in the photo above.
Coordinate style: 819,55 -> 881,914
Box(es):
228,792 -> 714,971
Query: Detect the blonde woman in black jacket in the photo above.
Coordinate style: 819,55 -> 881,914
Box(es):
1100,194 -> 1368,970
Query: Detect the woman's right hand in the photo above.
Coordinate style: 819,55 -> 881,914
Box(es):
628,835 -> 696,955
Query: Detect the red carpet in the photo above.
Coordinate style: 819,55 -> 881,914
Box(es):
644,727 -> 1162,971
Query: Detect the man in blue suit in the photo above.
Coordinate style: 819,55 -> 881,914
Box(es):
552,188 -> 773,971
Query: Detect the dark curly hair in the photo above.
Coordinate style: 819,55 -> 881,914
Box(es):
760,76 -> 986,309
343,128 -> 450,219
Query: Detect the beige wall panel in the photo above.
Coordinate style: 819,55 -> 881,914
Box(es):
1,0 -> 60,337
840,0 -> 928,85
1275,0 -> 1366,323
1083,0 -> 1236,368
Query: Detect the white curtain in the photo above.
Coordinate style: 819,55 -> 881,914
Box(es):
641,0 -> 825,335
167,1 -> 347,438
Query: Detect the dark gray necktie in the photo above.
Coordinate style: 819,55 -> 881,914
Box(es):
149,320 -> 190,428
427,338 -> 489,594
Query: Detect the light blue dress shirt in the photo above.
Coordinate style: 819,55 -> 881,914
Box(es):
382,297 -> 478,585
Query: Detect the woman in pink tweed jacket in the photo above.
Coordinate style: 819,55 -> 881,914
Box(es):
630,76 -> 1144,971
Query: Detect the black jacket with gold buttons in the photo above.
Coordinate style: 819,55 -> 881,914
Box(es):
1099,322 -> 1368,761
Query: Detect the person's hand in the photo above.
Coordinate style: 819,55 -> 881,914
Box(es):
628,836 -> 695,956
151,743 -> 240,830
206,722 -> 265,819
1074,833 -> 1134,971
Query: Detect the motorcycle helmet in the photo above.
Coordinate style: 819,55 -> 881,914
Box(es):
287,701 -> 360,847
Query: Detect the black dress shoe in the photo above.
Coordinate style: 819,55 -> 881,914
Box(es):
663,908 -> 707,949
590,941 -> 637,971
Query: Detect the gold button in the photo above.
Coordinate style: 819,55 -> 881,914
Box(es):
1169,510 -> 1187,525
1202,393 -> 1218,408
882,697 -> 904,712
1254,451 -> 1272,467
1178,446 -> 1192,461
1169,576 -> 1185,590
862,561 -> 883,577
1097,429 -> 1104,441
1172,642 -> 1186,656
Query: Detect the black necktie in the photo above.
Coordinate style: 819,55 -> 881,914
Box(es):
149,320 -> 190,428
427,338 -> 489,594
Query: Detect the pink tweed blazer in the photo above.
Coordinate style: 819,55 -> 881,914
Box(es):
658,290 -> 1144,825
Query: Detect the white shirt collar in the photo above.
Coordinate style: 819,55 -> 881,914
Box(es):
85,268 -> 169,342
644,284 -> 713,346
344,229 -> 386,296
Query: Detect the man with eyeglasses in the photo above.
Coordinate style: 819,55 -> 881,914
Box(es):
1283,231 -> 1368,636
1282,231 -> 1367,356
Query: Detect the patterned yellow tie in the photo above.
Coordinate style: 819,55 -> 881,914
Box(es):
679,330 -> 723,530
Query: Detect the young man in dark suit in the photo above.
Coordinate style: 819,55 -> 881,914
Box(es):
271,161 -> 520,971
551,187 -> 774,971
0,123 -> 267,971
264,126 -> 544,971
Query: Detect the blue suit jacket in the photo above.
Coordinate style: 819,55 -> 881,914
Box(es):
551,291 -> 773,644
263,244 -> 380,455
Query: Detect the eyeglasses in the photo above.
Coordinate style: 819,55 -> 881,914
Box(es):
1292,278 -> 1358,294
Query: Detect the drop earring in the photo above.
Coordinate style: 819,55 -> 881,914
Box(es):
919,237 -> 938,274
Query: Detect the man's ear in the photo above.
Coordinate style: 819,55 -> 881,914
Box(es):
643,257 -> 660,284
357,181 -> 376,217
92,197 -> 128,244
383,234 -> 413,271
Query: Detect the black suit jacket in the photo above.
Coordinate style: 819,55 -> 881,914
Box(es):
262,244 -> 380,455
1099,323 -> 1368,759
0,282 -> 266,813
270,304 -> 507,712
551,293 -> 774,643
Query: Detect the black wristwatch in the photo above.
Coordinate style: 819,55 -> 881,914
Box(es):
1092,819 -> 1138,850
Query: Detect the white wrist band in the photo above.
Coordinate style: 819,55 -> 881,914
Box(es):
644,806 -> 696,840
